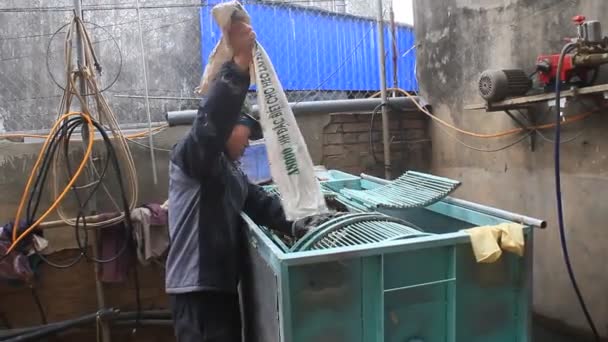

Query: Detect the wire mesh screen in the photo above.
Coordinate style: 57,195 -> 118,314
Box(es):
0,0 -> 415,132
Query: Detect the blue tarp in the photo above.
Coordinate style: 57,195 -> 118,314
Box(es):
199,1 -> 417,92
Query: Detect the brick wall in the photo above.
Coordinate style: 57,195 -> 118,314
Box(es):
322,110 -> 431,177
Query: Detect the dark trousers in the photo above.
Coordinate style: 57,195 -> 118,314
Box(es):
170,291 -> 241,342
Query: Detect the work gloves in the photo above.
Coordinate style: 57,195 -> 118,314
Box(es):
290,212 -> 345,239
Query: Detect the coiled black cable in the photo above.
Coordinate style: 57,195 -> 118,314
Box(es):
23,116 -> 132,267
73,119 -> 133,264
27,118 -> 90,268
369,103 -> 385,163
30,286 -> 47,325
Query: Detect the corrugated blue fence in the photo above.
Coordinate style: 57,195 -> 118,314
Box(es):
199,1 -> 417,92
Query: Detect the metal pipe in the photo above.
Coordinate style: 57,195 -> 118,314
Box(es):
113,319 -> 173,327
376,0 -> 391,179
389,4 -> 399,96
37,213 -> 116,229
334,0 -> 346,13
0,310 -> 170,339
2,308 -> 118,342
73,2 -> 112,342
2,122 -> 167,138
441,197 -> 547,228
166,97 -> 419,126
573,53 -> 608,66
360,173 -> 547,228
114,94 -> 200,101
135,0 -> 158,185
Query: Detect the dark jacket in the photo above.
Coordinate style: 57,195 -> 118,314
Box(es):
165,61 -> 290,294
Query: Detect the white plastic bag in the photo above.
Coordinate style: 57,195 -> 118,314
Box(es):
195,1 -> 255,95
253,43 -> 328,220
197,1 -> 328,220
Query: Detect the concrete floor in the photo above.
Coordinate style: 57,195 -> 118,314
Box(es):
533,322 -> 592,342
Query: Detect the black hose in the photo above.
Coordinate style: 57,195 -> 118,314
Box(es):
65,120 -> 128,264
0,310 -> 168,341
369,103 -> 384,163
29,118 -> 89,268
72,119 -> 132,264
27,118 -> 81,223
113,319 -> 173,327
30,117 -> 131,265
29,287 -> 47,325
554,42 -> 600,342
31,118 -> 89,268
16,116 -> 132,267
132,257 -> 142,332
0,308 -> 119,342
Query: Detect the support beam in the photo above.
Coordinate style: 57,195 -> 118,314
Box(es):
166,97 -> 421,126
376,0 -> 391,179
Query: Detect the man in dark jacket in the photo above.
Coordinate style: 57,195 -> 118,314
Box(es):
165,22 -> 298,341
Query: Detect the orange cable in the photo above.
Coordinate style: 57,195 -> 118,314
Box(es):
372,87 -> 597,138
8,112 -> 94,256
0,134 -> 49,139
11,112 -> 84,243
0,124 -> 168,141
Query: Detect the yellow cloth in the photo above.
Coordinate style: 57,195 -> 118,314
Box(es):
464,223 -> 525,263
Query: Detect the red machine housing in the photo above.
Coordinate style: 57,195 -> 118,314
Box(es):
535,54 -> 585,86
536,54 -> 573,85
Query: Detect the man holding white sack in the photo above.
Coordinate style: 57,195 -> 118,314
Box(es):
165,21 -> 321,342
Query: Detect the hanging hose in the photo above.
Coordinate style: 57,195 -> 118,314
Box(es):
0,16 -> 146,339
0,310 -> 170,341
50,16 -> 139,229
554,42 -> 600,342
369,103 -> 384,163
7,112 -> 94,256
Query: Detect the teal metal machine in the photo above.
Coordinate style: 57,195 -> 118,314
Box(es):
240,170 -> 545,342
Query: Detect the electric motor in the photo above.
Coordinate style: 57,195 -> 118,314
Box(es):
478,69 -> 532,102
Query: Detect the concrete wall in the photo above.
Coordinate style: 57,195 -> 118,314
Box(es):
322,110 -> 430,176
414,0 -> 608,336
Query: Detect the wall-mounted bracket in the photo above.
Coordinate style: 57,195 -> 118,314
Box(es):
504,109 -> 537,151
465,83 -> 608,112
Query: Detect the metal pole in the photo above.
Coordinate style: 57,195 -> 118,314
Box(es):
135,0 -> 159,185
73,3 -> 111,341
335,0 -> 346,13
376,0 -> 391,179
389,4 -> 399,96
166,97 -> 421,126
114,94 -> 201,101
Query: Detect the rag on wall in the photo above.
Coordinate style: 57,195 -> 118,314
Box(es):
0,241 -> 33,281
131,203 -> 169,265
1,220 -> 34,253
0,221 -> 37,281
98,215 -> 132,283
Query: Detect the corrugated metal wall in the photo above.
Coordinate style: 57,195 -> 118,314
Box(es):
199,1 -> 417,92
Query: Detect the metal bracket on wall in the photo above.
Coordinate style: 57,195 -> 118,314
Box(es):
465,83 -> 608,112
503,109 -> 537,152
